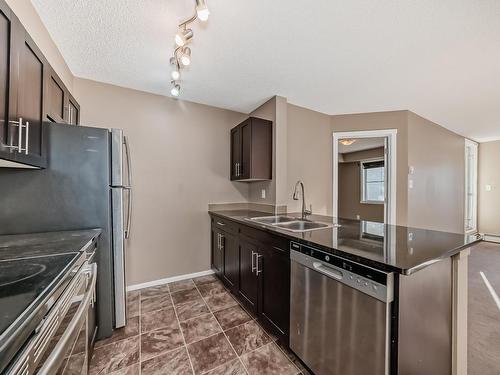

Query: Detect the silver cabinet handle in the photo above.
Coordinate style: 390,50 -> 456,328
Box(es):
216,221 -> 225,226
251,251 -> 257,273
256,253 -> 263,276
6,117 -> 27,153
217,233 -> 220,250
220,234 -> 224,250
24,121 -> 29,155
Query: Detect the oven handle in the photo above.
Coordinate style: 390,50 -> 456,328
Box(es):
37,263 -> 97,375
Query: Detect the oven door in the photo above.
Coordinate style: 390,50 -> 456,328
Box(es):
37,263 -> 97,375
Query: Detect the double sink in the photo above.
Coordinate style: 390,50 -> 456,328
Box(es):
248,216 -> 335,233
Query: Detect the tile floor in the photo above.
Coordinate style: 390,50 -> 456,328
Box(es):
90,275 -> 309,375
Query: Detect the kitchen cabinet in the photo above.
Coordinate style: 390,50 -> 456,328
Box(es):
210,214 -> 290,344
0,0 -> 80,168
230,117 -> 272,182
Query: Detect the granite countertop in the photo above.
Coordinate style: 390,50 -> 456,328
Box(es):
209,210 -> 482,275
0,229 -> 102,261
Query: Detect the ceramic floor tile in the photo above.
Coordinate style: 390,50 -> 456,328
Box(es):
241,343 -> 298,375
108,363 -> 140,375
176,299 -> 211,322
141,294 -> 173,314
141,325 -> 184,361
140,285 -> 170,301
225,320 -> 271,356
141,346 -> 193,375
204,292 -> 238,312
141,307 -> 178,334
192,274 -> 219,286
275,340 -> 312,374
197,281 -> 226,298
172,288 -> 204,306
127,291 -> 140,318
169,279 -> 196,293
187,332 -> 237,374
213,305 -> 252,331
180,313 -> 221,344
90,336 -> 139,374
203,359 -> 247,375
95,316 -> 139,348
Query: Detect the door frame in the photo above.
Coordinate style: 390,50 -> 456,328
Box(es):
332,129 -> 397,225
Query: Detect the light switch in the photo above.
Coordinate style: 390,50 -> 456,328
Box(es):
409,166 -> 415,175
409,179 -> 414,189
261,189 -> 266,199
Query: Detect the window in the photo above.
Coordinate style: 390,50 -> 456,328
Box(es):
361,160 -> 385,204
465,140 -> 478,233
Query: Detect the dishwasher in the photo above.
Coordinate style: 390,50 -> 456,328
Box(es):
289,242 -> 394,375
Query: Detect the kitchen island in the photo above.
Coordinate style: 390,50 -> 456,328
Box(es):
209,210 -> 480,375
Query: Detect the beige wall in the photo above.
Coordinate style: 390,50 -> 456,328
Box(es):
73,78 -> 248,285
407,113 -> 465,233
338,161 -> 385,222
342,147 -> 385,163
331,110 -> 410,224
478,140 -> 500,235
6,0 -> 74,90
287,104 -> 332,214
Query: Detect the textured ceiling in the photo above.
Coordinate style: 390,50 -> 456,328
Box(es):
32,0 -> 500,142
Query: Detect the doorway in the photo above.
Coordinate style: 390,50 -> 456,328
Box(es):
332,130 -> 397,224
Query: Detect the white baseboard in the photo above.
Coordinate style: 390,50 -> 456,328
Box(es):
126,269 -> 215,292
483,234 -> 500,244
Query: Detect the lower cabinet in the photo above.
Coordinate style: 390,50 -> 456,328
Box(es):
210,216 -> 290,344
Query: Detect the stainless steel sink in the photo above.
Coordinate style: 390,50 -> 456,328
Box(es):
248,216 -> 334,233
249,216 -> 297,224
274,220 -> 332,232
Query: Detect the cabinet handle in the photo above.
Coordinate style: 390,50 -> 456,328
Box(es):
6,118 -> 28,154
236,163 -> 240,177
217,233 -> 221,250
220,234 -> 224,250
24,121 -> 29,155
256,254 -> 263,276
251,251 -> 257,273
216,221 -> 225,226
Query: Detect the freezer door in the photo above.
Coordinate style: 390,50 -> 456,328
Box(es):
112,187 -> 127,328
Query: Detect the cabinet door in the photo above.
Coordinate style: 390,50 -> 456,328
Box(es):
211,228 -> 223,276
240,119 -> 252,180
11,25 -> 47,167
68,97 -> 80,125
0,2 -> 15,161
258,244 -> 290,343
230,126 -> 241,180
45,71 -> 66,123
238,240 -> 259,313
222,232 -> 238,292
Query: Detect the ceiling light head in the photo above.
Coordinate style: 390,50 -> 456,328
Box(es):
180,47 -> 192,66
339,139 -> 356,146
195,0 -> 210,21
171,69 -> 181,80
175,28 -> 193,47
171,83 -> 181,97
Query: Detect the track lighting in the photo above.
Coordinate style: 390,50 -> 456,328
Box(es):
171,84 -> 180,97
175,28 -> 193,47
195,0 -> 210,21
169,0 -> 210,97
180,47 -> 191,66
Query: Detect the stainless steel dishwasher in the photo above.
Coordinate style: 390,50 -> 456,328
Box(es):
290,242 -> 394,375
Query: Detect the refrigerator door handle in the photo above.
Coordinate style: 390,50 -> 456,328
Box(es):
123,135 -> 133,239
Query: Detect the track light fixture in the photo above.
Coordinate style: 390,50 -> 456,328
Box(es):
169,0 -> 210,97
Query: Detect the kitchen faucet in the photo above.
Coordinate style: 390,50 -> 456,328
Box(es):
293,180 -> 312,220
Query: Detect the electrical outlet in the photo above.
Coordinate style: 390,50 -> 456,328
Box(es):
486,184 -> 492,192
356,215 -> 360,220
261,189 -> 266,199
409,166 -> 415,175
409,179 -> 414,189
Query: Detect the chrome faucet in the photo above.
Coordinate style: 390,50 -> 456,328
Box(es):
293,180 -> 312,220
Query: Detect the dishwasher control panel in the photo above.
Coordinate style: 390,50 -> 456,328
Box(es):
290,241 -> 394,302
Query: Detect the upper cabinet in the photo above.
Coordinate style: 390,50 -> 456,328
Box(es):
0,0 -> 80,169
230,117 -> 272,182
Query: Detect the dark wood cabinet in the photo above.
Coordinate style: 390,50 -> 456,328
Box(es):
230,117 -> 272,182
238,239 -> 259,313
258,243 -> 290,344
210,214 -> 290,344
0,0 -> 80,168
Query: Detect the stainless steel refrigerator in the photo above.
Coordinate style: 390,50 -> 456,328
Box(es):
0,122 -> 132,338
